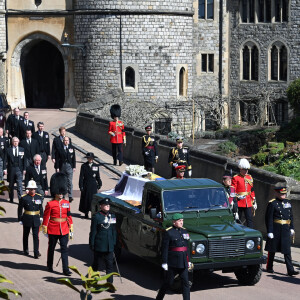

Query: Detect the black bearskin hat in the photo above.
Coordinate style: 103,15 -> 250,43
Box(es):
50,172 -> 68,197
110,104 -> 121,119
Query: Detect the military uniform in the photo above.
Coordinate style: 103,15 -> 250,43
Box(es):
156,223 -> 190,300
168,146 -> 191,178
231,173 -> 255,228
108,120 -> 125,165
265,195 -> 298,275
18,193 -> 43,258
89,203 -> 116,283
42,197 -> 73,273
142,131 -> 158,172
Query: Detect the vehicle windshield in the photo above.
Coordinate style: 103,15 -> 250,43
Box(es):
163,187 -> 229,212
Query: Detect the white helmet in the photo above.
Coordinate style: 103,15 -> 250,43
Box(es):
26,180 -> 38,189
238,158 -> 250,169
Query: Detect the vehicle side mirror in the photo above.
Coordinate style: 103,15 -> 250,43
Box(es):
150,208 -> 157,219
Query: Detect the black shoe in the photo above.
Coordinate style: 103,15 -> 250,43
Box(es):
47,267 -> 53,272
69,197 -> 74,203
34,252 -> 41,259
24,250 -> 29,256
113,160 -> 117,166
107,288 -> 116,293
10,199 -> 13,203
84,213 -> 89,219
119,161 -> 123,166
288,270 -> 299,276
63,270 -> 72,276
265,268 -> 274,274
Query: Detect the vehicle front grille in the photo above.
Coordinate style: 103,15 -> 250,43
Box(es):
208,238 -> 245,258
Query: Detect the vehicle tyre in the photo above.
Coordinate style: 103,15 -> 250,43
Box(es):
234,264 -> 262,285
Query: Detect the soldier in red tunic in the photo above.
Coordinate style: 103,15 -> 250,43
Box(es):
42,173 -> 73,276
231,159 -> 257,228
108,104 -> 126,166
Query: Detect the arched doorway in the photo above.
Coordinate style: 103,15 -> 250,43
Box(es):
21,40 -> 64,108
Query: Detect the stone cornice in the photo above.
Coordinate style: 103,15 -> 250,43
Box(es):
6,9 -> 194,17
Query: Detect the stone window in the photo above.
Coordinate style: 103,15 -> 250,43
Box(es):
241,0 -> 289,23
268,100 -> 288,125
199,0 -> 214,20
240,100 -> 259,125
179,67 -> 187,96
241,43 -> 259,81
122,64 -> 139,92
176,64 -> 188,98
125,67 -> 135,88
201,54 -> 214,73
270,42 -> 287,81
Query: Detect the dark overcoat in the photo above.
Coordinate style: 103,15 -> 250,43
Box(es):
89,211 -> 116,252
79,162 -> 102,213
265,198 -> 294,254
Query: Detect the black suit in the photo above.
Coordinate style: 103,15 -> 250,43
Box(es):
32,130 -> 50,165
0,136 -> 9,180
20,138 -> 40,168
156,226 -> 190,300
18,193 -> 43,256
19,119 -> 35,141
25,164 -> 48,196
5,114 -> 24,139
55,145 -> 76,198
6,146 -> 25,202
51,135 -> 72,161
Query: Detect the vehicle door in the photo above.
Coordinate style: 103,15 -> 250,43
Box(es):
139,189 -> 163,260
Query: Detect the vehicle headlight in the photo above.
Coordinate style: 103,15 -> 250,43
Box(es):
196,243 -> 205,254
246,240 -> 255,250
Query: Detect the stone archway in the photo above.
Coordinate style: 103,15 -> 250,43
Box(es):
20,39 -> 64,108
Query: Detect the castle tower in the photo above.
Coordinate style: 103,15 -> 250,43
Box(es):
73,1 -> 194,104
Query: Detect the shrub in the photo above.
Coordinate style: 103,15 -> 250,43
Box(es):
217,141 -> 238,155
251,152 -> 268,166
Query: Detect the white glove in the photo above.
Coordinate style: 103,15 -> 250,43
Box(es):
145,151 -> 150,156
19,221 -> 23,225
252,200 -> 257,210
155,156 -> 158,160
40,218 -> 43,223
173,163 -> 178,168
188,170 -> 192,177
234,212 -> 239,220
268,233 -> 274,239
188,262 -> 192,269
111,133 -> 115,136
290,229 -> 295,236
162,263 -> 168,271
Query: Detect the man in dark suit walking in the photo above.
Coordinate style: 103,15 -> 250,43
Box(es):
19,111 -> 35,141
4,137 -> 25,202
32,121 -> 51,166
51,126 -> 72,164
20,129 -> 40,168
5,108 -> 23,139
55,136 -> 76,202
25,154 -> 48,199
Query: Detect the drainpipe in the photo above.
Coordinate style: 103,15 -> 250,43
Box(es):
219,0 -> 223,96
119,13 -> 123,91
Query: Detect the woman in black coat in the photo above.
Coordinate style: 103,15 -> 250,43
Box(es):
79,152 -> 102,218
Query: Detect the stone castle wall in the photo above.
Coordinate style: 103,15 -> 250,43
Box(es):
228,0 -> 298,124
73,1 -> 194,104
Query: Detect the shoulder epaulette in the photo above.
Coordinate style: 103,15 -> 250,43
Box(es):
182,227 -> 186,229
269,198 -> 276,203
21,193 -> 27,197
233,174 -> 238,177
166,227 -> 172,231
36,193 -> 42,196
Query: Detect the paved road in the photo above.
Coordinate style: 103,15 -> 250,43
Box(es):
0,109 -> 299,299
